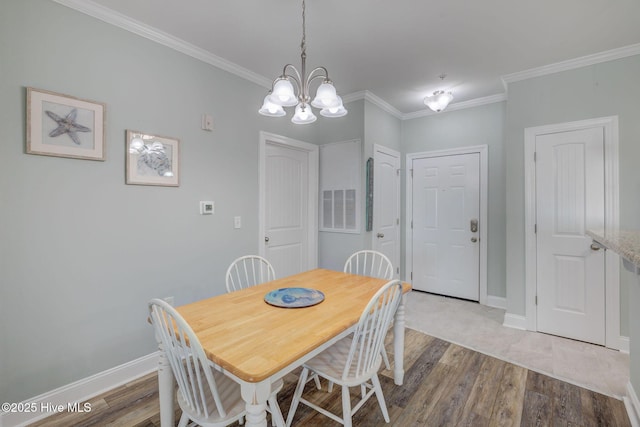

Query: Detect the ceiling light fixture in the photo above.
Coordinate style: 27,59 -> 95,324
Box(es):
424,74 -> 453,112
259,0 -> 347,124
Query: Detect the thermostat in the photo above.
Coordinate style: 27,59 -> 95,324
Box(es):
200,201 -> 214,215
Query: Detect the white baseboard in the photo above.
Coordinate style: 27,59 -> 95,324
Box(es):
626,381 -> 640,427
503,312 -> 527,330
619,336 -> 631,354
486,295 -> 507,310
0,352 -> 159,427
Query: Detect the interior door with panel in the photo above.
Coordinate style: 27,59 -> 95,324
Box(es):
262,136 -> 317,278
412,153 -> 480,300
372,145 -> 401,278
535,127 -> 605,345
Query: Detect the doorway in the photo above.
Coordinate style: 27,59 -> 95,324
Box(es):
259,132 -> 318,278
406,145 -> 488,304
372,145 -> 401,278
524,117 -> 620,349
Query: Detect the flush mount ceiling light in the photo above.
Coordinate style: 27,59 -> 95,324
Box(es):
424,74 -> 453,112
259,0 -> 347,124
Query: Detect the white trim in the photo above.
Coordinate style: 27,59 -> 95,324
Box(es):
402,94 -> 507,121
486,295 -> 507,310
626,381 -> 640,427
258,131 -> 319,270
502,43 -> 640,84
405,145 -> 489,305
619,336 -> 630,354
342,90 -> 404,119
524,117 -> 621,349
503,313 -> 527,330
51,0 -> 272,89
0,352 -> 158,427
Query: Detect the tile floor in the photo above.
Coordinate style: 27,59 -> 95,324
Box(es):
404,290 -> 630,398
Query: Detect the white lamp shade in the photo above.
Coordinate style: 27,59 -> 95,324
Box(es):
311,81 -> 339,109
291,103 -> 317,124
259,94 -> 286,117
269,78 -> 298,107
424,90 -> 453,112
320,96 -> 347,117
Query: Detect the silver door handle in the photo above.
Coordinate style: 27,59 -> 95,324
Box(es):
265,236 -> 270,243
590,243 -> 601,251
470,219 -> 478,233
377,233 -> 384,238
471,237 -> 478,243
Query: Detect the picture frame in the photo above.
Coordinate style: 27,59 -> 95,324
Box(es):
126,130 -> 180,187
26,87 -> 106,161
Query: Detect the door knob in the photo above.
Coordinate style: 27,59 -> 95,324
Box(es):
265,236 -> 270,243
471,237 -> 478,243
377,233 -> 384,238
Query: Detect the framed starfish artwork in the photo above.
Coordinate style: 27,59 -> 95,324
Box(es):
126,130 -> 180,187
26,87 -> 106,160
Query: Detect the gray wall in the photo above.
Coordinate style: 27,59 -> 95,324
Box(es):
504,54 -> 640,397
0,0 -> 363,403
401,102 -> 507,298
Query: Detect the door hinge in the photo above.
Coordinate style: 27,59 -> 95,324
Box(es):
533,152 -> 537,162
396,169 -> 400,176
410,272 -> 413,280
535,295 -> 538,305
411,220 -> 413,229
410,169 -> 413,178
534,224 -> 537,234
396,266 -> 400,274
396,218 -> 400,225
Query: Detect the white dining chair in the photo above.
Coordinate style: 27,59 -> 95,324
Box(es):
225,255 -> 276,292
285,280 -> 403,427
344,250 -> 394,280
148,298 -> 285,427
344,250 -> 394,370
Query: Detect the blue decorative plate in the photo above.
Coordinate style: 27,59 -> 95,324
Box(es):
264,287 -> 325,308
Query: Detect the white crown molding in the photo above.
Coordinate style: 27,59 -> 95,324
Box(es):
51,0 -> 272,89
402,93 -> 507,121
502,43 -> 640,85
342,90 -> 404,119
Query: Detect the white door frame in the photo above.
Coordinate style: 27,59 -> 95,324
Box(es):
405,145 -> 488,305
524,116 -> 621,350
372,144 -> 401,276
258,131 -> 319,269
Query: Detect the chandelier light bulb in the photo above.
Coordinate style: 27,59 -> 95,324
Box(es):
259,94 -> 286,117
311,81 -> 339,109
424,90 -> 454,112
291,103 -> 317,124
269,78 -> 297,107
320,96 -> 347,117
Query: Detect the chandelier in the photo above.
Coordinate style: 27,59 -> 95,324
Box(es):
424,74 -> 453,112
259,0 -> 347,124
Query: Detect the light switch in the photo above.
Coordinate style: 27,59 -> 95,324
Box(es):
234,216 -> 242,229
200,201 -> 214,215
201,114 -> 214,131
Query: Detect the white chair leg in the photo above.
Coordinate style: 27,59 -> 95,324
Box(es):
341,385 -> 353,427
381,346 -> 391,370
371,374 -> 390,422
286,367 -> 309,427
177,413 -> 190,427
313,374 -> 322,389
268,396 -> 285,427
328,380 -> 334,393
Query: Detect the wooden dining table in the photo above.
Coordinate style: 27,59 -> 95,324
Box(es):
156,268 -> 412,427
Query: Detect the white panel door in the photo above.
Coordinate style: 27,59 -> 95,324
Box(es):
535,128 -> 605,345
264,143 -> 309,278
372,146 -> 400,278
412,153 -> 480,300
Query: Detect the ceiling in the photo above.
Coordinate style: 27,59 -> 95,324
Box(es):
68,0 -> 640,116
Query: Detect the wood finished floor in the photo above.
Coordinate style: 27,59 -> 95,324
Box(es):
31,328 -> 631,427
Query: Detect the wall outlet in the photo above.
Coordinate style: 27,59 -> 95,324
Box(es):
201,114 -> 214,131
163,296 -> 174,306
234,216 -> 242,229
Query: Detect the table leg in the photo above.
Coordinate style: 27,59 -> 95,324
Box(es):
393,295 -> 406,385
241,381 -> 271,427
157,342 -> 175,427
